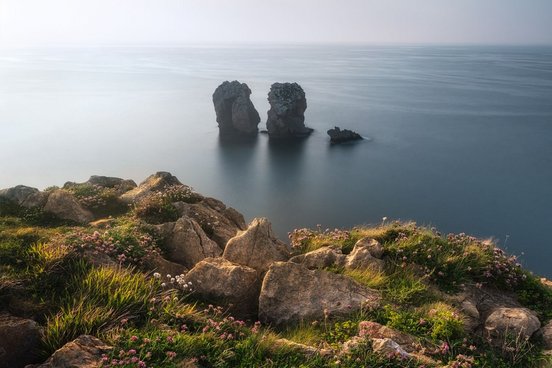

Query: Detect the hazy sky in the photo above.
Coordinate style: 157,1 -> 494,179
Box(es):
1,0 -> 551,46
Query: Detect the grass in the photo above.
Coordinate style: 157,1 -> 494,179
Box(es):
2,205 -> 552,367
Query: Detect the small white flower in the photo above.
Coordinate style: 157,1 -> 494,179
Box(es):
153,272 -> 161,279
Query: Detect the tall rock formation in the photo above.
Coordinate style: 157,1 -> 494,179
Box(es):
266,82 -> 313,138
212,81 -> 260,136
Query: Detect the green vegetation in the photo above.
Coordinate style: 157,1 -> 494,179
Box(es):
1,200 -> 552,368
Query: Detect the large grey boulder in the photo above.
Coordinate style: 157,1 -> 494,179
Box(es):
30,335 -> 111,368
484,307 -> 541,344
120,172 -> 186,204
0,313 -> 42,368
184,257 -> 260,317
175,197 -> 246,249
259,262 -> 381,326
43,190 -> 93,224
163,217 -> 222,269
213,81 -> 260,136
266,82 -> 313,138
289,246 -> 345,270
223,217 -> 292,275
0,185 -> 47,208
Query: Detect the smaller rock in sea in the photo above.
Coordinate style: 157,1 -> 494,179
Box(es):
327,126 -> 363,144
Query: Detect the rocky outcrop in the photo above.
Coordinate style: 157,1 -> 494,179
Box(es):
30,335 -> 112,368
184,257 -> 259,317
0,185 -> 47,208
223,218 -> 292,275
266,83 -> 312,138
0,313 -> 42,368
175,197 -> 246,249
162,217 -> 222,269
258,262 -> 381,326
120,172 -> 185,204
484,307 -> 541,345
43,190 -> 94,224
289,246 -> 345,270
213,81 -> 260,136
327,126 -> 363,144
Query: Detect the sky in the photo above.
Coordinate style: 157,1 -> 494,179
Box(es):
0,0 -> 551,46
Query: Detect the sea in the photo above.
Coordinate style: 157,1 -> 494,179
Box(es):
1,44 -> 551,277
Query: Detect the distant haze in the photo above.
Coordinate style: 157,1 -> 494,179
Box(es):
1,0 -> 551,46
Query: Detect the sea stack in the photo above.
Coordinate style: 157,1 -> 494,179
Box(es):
266,82 -> 313,139
212,81 -> 260,136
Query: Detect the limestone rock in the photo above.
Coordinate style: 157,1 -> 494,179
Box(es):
258,262 -> 381,326
289,246 -> 345,270
143,254 -> 188,277
223,217 -> 292,275
184,257 -> 259,317
372,338 -> 410,359
541,321 -> 552,350
43,190 -> 93,224
120,172 -> 184,204
484,307 -> 541,344
31,335 -> 111,368
354,238 -> 385,259
164,217 -> 222,269
0,313 -> 41,368
357,321 -> 421,352
175,197 -> 246,249
0,185 -> 47,208
213,81 -> 260,136
266,82 -> 313,138
344,240 -> 385,272
327,126 -> 363,144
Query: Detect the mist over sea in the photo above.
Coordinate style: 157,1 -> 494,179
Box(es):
1,45 -> 551,276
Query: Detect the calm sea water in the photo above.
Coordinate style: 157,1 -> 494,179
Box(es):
1,45 -> 551,276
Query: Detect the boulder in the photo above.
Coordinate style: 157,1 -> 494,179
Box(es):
0,313 -> 42,368
184,257 -> 259,317
43,190 -> 93,224
212,80 -> 260,136
120,172 -> 184,204
289,246 -> 345,270
175,197 -> 246,249
163,217 -> 222,269
30,335 -> 111,368
258,262 -> 381,326
357,321 -> 421,352
327,126 -> 363,144
266,82 -> 313,138
484,307 -> 541,344
371,338 -> 410,359
354,238 -> 384,259
0,185 -> 47,208
143,254 -> 188,277
541,321 -> 552,350
344,240 -> 385,272
223,217 -> 292,275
